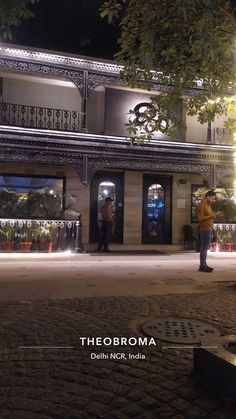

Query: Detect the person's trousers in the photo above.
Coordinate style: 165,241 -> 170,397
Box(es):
199,229 -> 213,269
98,220 -> 113,250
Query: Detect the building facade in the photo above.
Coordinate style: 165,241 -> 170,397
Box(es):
0,43 -> 234,252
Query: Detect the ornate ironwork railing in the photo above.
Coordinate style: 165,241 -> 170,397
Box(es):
0,102 -> 83,132
212,127 -> 233,146
211,223 -> 236,252
0,218 -> 82,252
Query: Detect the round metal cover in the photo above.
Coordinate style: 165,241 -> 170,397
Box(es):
142,317 -> 220,344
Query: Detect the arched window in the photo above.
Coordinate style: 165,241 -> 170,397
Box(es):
97,181 -> 115,223
146,183 -> 165,238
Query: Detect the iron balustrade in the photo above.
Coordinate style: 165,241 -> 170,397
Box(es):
0,218 -> 83,252
212,223 -> 236,252
212,127 -> 233,146
0,102 -> 83,132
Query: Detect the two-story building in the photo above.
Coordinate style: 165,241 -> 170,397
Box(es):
0,43 -> 234,252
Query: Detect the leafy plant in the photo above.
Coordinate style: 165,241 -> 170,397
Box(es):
100,0 -> 236,141
212,197 -> 236,222
0,189 -> 23,218
0,224 -> 14,242
0,0 -> 39,39
216,228 -> 233,243
0,187 -> 78,220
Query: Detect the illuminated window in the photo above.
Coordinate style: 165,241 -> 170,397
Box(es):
146,184 -> 165,237
0,175 -> 64,218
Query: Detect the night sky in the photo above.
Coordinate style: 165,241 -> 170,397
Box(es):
9,0 -> 120,59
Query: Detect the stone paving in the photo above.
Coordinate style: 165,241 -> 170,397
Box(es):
0,284 -> 236,419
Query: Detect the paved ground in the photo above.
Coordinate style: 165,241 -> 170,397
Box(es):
0,251 -> 236,419
0,251 -> 236,300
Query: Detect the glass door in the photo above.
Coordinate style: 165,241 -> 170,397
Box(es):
90,172 -> 124,243
142,175 -> 172,244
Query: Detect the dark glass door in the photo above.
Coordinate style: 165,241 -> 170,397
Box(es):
142,175 -> 172,244
90,172 -> 124,243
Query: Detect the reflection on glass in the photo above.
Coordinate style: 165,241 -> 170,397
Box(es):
0,175 -> 64,218
147,183 -> 164,238
191,184 -> 236,223
97,181 -> 116,227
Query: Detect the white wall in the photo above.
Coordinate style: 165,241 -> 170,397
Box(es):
3,77 -> 81,111
186,115 -> 208,143
172,173 -> 204,244
186,112 -> 231,144
87,88 -> 105,134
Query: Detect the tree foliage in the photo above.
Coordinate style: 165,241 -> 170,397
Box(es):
0,0 -> 39,39
100,0 -> 236,140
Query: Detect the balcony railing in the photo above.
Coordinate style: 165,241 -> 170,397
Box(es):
0,102 -> 83,132
211,224 -> 236,252
0,218 -> 82,252
212,127 -> 233,146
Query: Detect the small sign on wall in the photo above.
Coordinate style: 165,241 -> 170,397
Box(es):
177,199 -> 186,209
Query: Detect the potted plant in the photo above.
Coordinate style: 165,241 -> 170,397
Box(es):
1,225 -> 15,251
16,223 -> 32,252
35,224 -> 53,252
224,229 -> 234,252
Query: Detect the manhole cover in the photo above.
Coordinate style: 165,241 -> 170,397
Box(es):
142,317 -> 221,344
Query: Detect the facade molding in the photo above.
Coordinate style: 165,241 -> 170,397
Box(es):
0,138 -> 233,187
0,44 -> 205,95
0,58 -> 85,93
0,49 -> 202,98
0,148 -> 82,173
0,129 -> 232,164
215,164 -> 235,186
87,72 -> 124,94
0,44 -> 123,75
86,156 -> 213,182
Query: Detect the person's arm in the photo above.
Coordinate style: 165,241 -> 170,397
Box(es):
101,205 -> 107,220
197,208 -> 220,222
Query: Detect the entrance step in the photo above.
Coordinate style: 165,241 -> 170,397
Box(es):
86,244 -> 182,253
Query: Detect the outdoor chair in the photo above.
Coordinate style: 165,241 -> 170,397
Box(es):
182,224 -> 197,250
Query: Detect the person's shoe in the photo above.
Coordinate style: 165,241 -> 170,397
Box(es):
198,266 -> 213,272
103,249 -> 111,252
206,266 -> 214,271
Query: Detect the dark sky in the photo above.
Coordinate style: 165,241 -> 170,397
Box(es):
9,0 -> 120,59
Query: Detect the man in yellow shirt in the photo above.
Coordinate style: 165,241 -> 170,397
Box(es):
197,190 -> 221,272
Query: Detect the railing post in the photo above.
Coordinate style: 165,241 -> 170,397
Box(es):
74,214 -> 83,253
207,121 -> 212,144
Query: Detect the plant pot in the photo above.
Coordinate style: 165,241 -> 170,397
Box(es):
2,241 -> 14,251
209,242 -> 217,252
216,243 -> 222,252
225,242 -> 233,252
47,242 -> 53,253
20,242 -> 32,252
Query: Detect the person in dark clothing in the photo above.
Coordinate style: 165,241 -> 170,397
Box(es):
97,197 -> 114,252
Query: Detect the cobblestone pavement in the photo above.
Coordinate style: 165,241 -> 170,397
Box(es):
0,285 -> 236,419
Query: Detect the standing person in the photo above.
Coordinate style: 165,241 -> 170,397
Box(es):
197,190 -> 220,272
97,197 -> 114,252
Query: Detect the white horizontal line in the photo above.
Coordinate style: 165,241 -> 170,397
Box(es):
0,260 -> 202,264
162,346 -> 218,349
18,346 -> 74,349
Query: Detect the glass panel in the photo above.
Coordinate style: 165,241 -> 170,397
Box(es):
147,183 -> 165,239
191,184 -> 236,223
97,181 -> 116,230
0,175 -> 64,218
